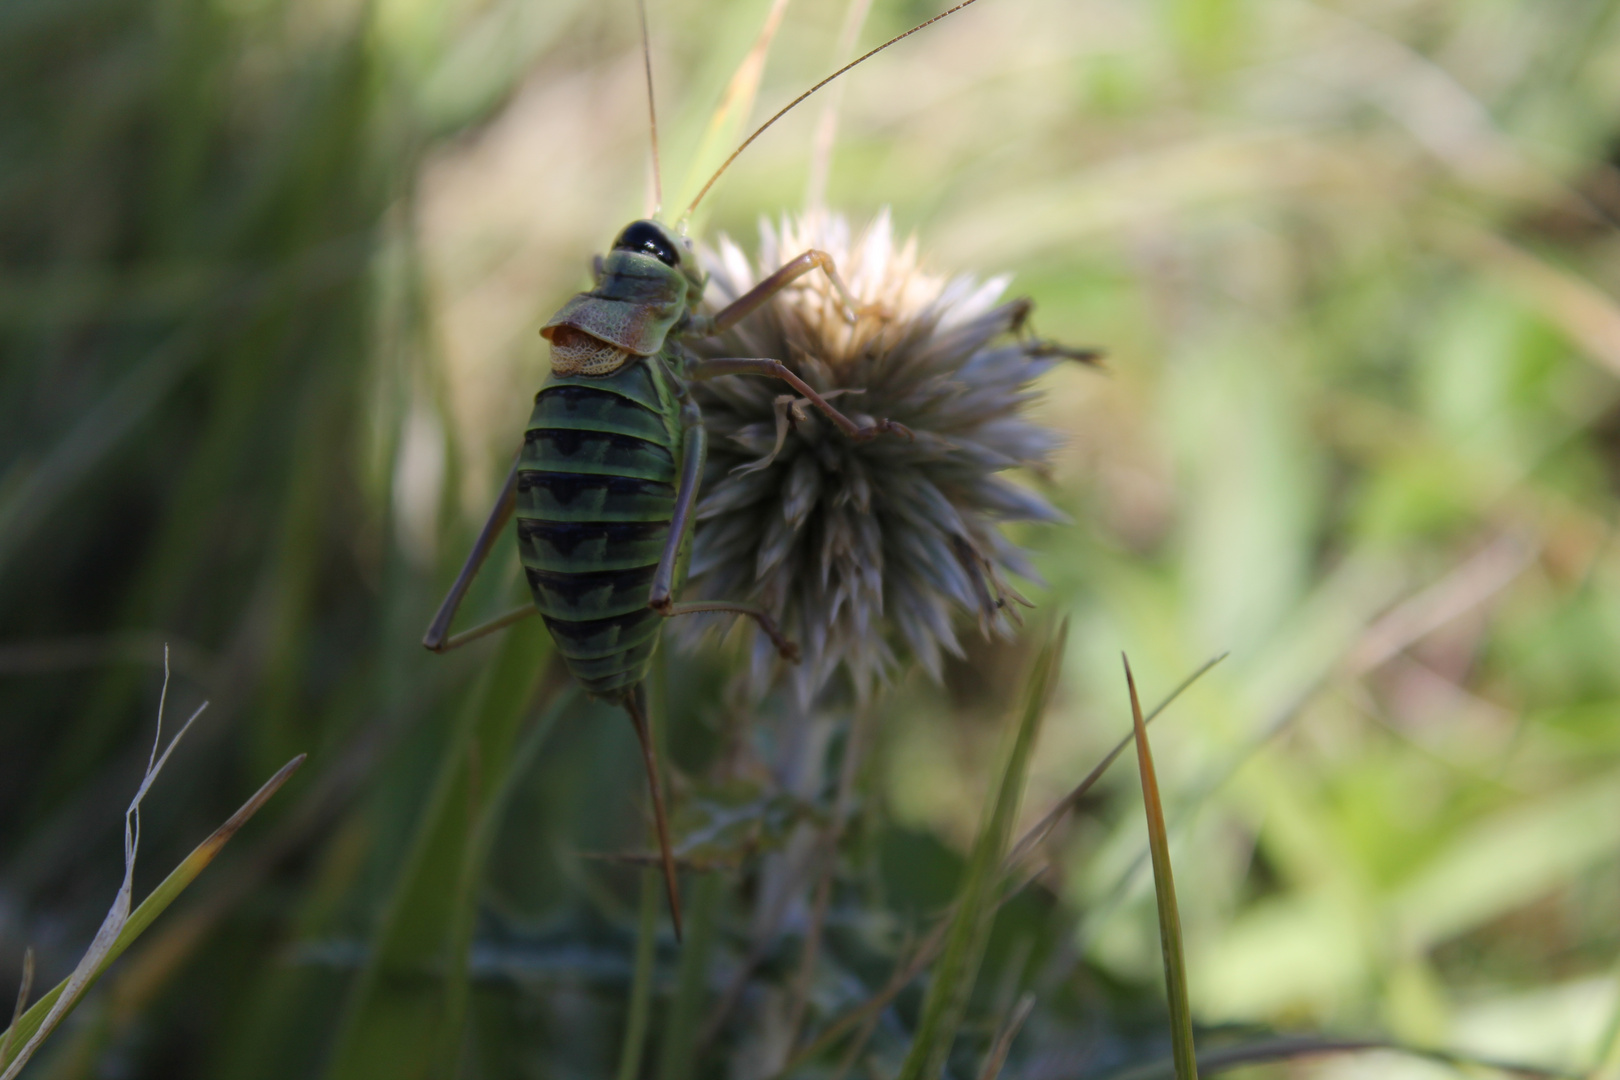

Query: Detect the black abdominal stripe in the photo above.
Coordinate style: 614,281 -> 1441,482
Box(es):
518,363 -> 682,698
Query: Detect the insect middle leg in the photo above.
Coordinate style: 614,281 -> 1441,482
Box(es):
647,404 -> 801,662
422,457 -> 540,652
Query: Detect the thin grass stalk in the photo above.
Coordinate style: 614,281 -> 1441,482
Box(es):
974,992 -> 1035,1080
1124,656 -> 1197,1080
826,958 -> 892,1080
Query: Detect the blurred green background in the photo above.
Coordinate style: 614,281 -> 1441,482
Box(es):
4,0 -> 1620,1076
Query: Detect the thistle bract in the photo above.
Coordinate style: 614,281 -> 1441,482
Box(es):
687,211 -> 1067,703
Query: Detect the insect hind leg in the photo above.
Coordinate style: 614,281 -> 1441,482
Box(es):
623,684 -> 684,942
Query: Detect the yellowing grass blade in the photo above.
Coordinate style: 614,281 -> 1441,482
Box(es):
676,0 -> 793,224
1009,653 -> 1225,867
1125,655 -> 1198,1080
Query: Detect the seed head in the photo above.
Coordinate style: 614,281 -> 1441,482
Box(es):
686,210 -> 1068,703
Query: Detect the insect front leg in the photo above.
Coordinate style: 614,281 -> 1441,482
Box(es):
685,357 -> 912,444
647,403 -> 801,663
422,456 -> 540,652
685,249 -> 869,335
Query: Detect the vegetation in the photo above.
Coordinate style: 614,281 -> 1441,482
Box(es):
4,0 -> 1620,1077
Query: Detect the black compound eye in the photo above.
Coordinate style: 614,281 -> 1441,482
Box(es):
612,221 -> 679,267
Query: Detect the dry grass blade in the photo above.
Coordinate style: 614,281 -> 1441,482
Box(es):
0,752 -> 305,1077
0,651 -> 205,1079
975,992 -> 1035,1080
1125,655 -> 1197,1080
675,0 -> 793,218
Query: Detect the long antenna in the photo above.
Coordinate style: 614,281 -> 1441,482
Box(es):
681,0 -> 984,222
638,0 -> 663,216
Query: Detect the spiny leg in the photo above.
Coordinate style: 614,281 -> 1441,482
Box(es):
689,249 -> 865,334
623,683 -> 683,942
422,457 -> 539,653
647,407 -> 802,662
686,357 -> 912,443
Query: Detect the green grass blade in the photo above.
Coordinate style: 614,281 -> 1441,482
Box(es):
615,868 -> 662,1080
1124,655 -> 1197,1080
776,654 -> 1221,1079
0,754 -> 305,1074
895,621 -> 1067,1080
0,950 -> 32,1067
656,871 -> 722,1080
323,617 -> 551,1080
0,328 -> 200,586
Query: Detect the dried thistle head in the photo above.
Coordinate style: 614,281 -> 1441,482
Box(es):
686,210 -> 1070,703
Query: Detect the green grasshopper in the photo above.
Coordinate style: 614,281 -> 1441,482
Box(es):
423,0 -> 983,938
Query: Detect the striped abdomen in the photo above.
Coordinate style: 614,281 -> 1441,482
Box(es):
517,358 -> 682,699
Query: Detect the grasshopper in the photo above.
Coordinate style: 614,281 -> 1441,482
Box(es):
423,0 -> 984,938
